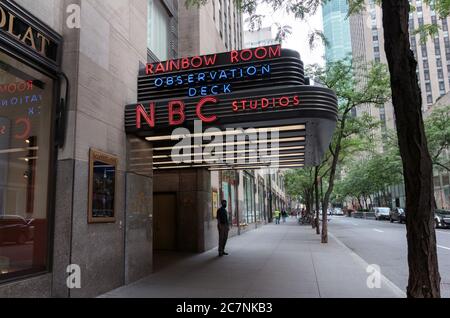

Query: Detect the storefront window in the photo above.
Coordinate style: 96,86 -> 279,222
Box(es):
221,171 -> 238,227
244,172 -> 255,224
257,182 -> 265,222
0,51 -> 54,280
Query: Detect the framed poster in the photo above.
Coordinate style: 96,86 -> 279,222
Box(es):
88,149 -> 118,224
212,190 -> 219,219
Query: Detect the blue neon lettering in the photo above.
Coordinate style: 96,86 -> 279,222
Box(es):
197,73 -> 206,82
155,78 -> 164,87
247,66 -> 257,76
262,64 -> 271,74
223,84 -> 231,94
210,71 -> 218,80
188,88 -> 197,97
219,70 -> 228,80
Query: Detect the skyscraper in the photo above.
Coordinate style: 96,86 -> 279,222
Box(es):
350,0 -> 450,125
322,0 -> 353,62
349,0 -> 450,208
178,0 -> 243,56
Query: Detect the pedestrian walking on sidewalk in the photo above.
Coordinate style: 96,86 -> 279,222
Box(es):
274,209 -> 281,224
281,210 -> 288,223
217,200 -> 230,257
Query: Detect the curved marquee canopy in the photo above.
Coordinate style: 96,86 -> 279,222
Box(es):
124,45 -> 338,171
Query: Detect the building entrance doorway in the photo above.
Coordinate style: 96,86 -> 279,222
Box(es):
153,193 -> 177,251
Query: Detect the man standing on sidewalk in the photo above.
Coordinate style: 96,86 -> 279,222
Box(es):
217,200 -> 230,257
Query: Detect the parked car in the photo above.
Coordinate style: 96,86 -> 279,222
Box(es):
373,207 -> 391,220
435,209 -> 450,229
0,215 -> 34,245
334,208 -> 344,216
390,208 -> 407,224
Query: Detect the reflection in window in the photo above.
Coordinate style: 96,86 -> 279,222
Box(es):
0,51 -> 53,281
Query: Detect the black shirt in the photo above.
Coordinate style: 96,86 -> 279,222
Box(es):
217,207 -> 229,225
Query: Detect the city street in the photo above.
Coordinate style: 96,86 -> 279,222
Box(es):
328,216 -> 450,297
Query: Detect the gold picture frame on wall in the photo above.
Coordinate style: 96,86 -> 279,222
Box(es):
88,149 -> 118,224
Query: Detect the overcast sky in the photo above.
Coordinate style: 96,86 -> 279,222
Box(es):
244,4 -> 325,67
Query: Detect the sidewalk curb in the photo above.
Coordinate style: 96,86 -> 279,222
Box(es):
329,232 -> 407,298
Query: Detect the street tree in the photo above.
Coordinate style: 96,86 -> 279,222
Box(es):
285,167 -> 315,227
425,104 -> 450,172
336,151 -> 403,210
310,59 -> 390,244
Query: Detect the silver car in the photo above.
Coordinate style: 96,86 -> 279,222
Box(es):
374,207 -> 391,220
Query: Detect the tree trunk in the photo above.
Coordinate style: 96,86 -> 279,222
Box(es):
382,0 -> 441,298
358,197 -> 363,210
321,177 -> 328,243
321,118 -> 347,244
305,189 -> 314,228
315,167 -> 321,235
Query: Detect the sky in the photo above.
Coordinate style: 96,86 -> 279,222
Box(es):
244,3 -> 326,67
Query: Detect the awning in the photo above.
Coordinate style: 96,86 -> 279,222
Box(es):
124,45 -> 338,171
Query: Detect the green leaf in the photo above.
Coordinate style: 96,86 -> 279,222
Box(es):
413,24 -> 441,45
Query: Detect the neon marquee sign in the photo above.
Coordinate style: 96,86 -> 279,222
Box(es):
129,44 -> 306,131
125,45 -> 339,168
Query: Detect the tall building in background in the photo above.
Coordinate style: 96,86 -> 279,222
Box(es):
322,0 -> 353,62
348,0 -> 450,208
351,0 -> 450,124
178,0 -> 243,56
244,26 -> 279,49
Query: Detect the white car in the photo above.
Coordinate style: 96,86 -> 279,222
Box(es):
334,208 -> 344,216
374,207 -> 391,220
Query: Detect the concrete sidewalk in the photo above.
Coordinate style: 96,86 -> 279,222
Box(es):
101,219 -> 405,298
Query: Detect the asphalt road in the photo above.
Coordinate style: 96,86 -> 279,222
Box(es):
328,216 -> 450,298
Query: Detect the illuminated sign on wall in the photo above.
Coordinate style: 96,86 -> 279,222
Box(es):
125,45 -> 338,169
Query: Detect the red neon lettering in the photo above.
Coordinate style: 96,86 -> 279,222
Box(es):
136,104 -> 155,129
168,59 -> 180,72
155,63 -> 165,73
191,56 -> 203,68
14,118 -> 30,139
240,49 -> 253,61
146,64 -> 154,75
181,58 -> 190,69
230,50 -> 239,63
204,54 -> 218,66
169,100 -> 186,126
269,45 -> 282,58
293,96 -> 300,105
196,97 -> 218,123
255,47 -> 268,60
279,97 -> 290,107
232,101 -> 239,112
261,98 -> 269,109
